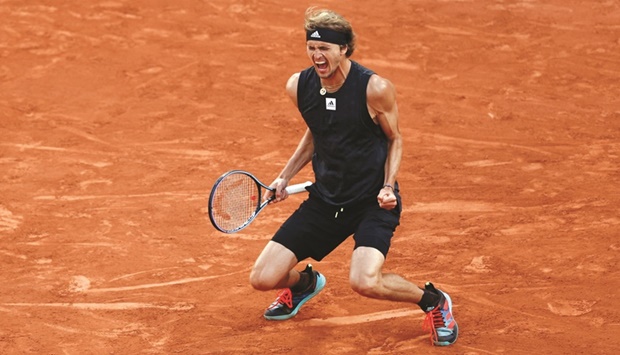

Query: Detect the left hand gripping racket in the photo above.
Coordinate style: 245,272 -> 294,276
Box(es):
208,170 -> 312,233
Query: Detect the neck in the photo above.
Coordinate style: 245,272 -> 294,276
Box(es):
320,59 -> 351,90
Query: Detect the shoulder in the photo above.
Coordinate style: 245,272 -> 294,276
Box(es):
286,67 -> 316,99
367,74 -> 396,109
286,72 -> 301,106
286,72 -> 301,91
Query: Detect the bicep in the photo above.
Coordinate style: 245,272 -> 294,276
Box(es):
367,76 -> 400,141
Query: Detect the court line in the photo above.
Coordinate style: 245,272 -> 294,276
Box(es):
85,268 -> 251,293
109,267 -> 182,282
33,190 -> 204,201
1,302 -> 193,310
306,308 -> 424,326
1,142 -> 117,155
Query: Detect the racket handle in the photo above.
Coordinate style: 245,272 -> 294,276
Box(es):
285,181 -> 312,195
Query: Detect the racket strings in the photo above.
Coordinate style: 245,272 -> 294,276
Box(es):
211,174 -> 260,231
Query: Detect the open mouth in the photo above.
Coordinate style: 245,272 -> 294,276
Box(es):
315,61 -> 328,73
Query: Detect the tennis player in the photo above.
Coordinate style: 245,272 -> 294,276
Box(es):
249,7 -> 458,346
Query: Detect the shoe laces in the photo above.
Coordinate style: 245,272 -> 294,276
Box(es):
423,305 -> 445,345
267,288 -> 293,310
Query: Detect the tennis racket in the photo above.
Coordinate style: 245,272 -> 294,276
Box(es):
208,170 -> 312,233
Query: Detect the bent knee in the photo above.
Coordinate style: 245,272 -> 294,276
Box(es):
249,269 -> 273,291
250,267 -> 288,291
350,275 -> 381,298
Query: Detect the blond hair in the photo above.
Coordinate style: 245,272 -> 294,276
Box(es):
304,7 -> 356,57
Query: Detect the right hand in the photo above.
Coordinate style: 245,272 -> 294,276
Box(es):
263,178 -> 289,203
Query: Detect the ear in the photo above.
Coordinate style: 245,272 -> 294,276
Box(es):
340,45 -> 348,56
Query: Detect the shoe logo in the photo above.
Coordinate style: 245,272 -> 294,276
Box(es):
440,305 -> 455,327
310,30 -> 321,39
326,98 -> 336,111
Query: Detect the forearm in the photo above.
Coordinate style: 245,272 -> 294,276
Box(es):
384,134 -> 402,187
278,129 -> 314,182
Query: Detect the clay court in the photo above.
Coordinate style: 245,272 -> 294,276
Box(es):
1,0 -> 619,353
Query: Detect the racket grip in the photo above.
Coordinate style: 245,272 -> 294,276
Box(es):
285,181 -> 312,195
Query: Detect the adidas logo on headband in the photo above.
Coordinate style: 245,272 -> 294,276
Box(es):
306,28 -> 347,45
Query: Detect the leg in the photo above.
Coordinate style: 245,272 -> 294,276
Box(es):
252,242 -> 327,321
250,241 -> 299,291
252,196 -> 345,320
349,247 -> 458,345
349,246 -> 423,303
347,190 -> 421,301
251,195 -> 344,291
349,194 -> 458,345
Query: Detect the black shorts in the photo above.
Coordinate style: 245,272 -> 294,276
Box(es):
271,191 -> 402,262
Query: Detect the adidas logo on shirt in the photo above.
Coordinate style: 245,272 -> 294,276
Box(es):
310,30 -> 321,39
326,98 -> 336,111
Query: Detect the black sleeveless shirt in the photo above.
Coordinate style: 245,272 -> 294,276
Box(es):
297,61 -> 388,206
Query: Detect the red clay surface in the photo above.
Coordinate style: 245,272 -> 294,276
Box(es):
1,1 -> 619,354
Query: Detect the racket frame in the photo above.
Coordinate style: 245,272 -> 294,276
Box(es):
208,170 -> 311,233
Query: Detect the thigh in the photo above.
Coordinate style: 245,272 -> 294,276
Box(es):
349,246 -> 385,283
353,192 -> 401,258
